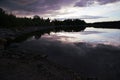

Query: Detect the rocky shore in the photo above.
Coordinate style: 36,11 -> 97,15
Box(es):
0,27 -> 49,49
0,27 -> 82,80
0,48 -> 82,80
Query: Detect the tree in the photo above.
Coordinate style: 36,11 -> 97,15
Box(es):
0,8 -> 5,15
33,15 -> 40,20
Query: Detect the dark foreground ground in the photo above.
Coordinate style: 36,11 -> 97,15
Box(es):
0,28 -> 83,80
0,48 -> 82,80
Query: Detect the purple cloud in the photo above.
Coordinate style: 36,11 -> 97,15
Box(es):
0,0 -> 119,17
75,0 -> 120,7
0,0 -> 74,16
75,0 -> 95,7
98,0 -> 120,5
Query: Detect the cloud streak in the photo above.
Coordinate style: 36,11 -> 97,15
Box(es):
79,15 -> 106,19
75,0 -> 120,7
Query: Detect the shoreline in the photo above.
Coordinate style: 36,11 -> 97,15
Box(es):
0,27 -> 84,80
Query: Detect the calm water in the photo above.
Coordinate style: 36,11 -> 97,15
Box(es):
41,27 -> 120,47
18,27 -> 120,80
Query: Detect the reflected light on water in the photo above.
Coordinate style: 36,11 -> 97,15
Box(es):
41,28 -> 120,47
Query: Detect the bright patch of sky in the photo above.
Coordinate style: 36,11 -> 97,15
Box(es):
49,1 -> 120,23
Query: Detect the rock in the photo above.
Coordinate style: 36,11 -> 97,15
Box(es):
33,54 -> 48,60
0,38 -> 7,49
9,43 -> 19,48
41,54 -> 48,58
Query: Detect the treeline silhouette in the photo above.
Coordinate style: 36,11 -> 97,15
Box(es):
0,8 -> 86,29
1,8 -> 119,29
87,21 -> 120,29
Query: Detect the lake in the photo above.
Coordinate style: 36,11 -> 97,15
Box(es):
17,27 -> 120,80
41,27 -> 120,47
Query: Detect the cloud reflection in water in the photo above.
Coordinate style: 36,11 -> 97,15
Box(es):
41,28 -> 120,47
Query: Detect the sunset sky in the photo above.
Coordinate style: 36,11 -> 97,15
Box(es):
0,0 -> 120,23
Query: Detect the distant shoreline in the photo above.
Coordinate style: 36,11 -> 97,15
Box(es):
86,21 -> 120,29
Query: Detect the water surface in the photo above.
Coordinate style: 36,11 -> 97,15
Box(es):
41,27 -> 120,47
18,27 -> 120,80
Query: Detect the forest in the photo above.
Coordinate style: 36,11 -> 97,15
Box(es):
0,8 -> 85,28
87,21 -> 120,29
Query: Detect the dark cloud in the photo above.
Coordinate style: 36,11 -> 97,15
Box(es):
0,0 -> 74,16
75,0 -> 120,7
75,0 -> 94,7
0,0 -> 119,17
98,0 -> 120,5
